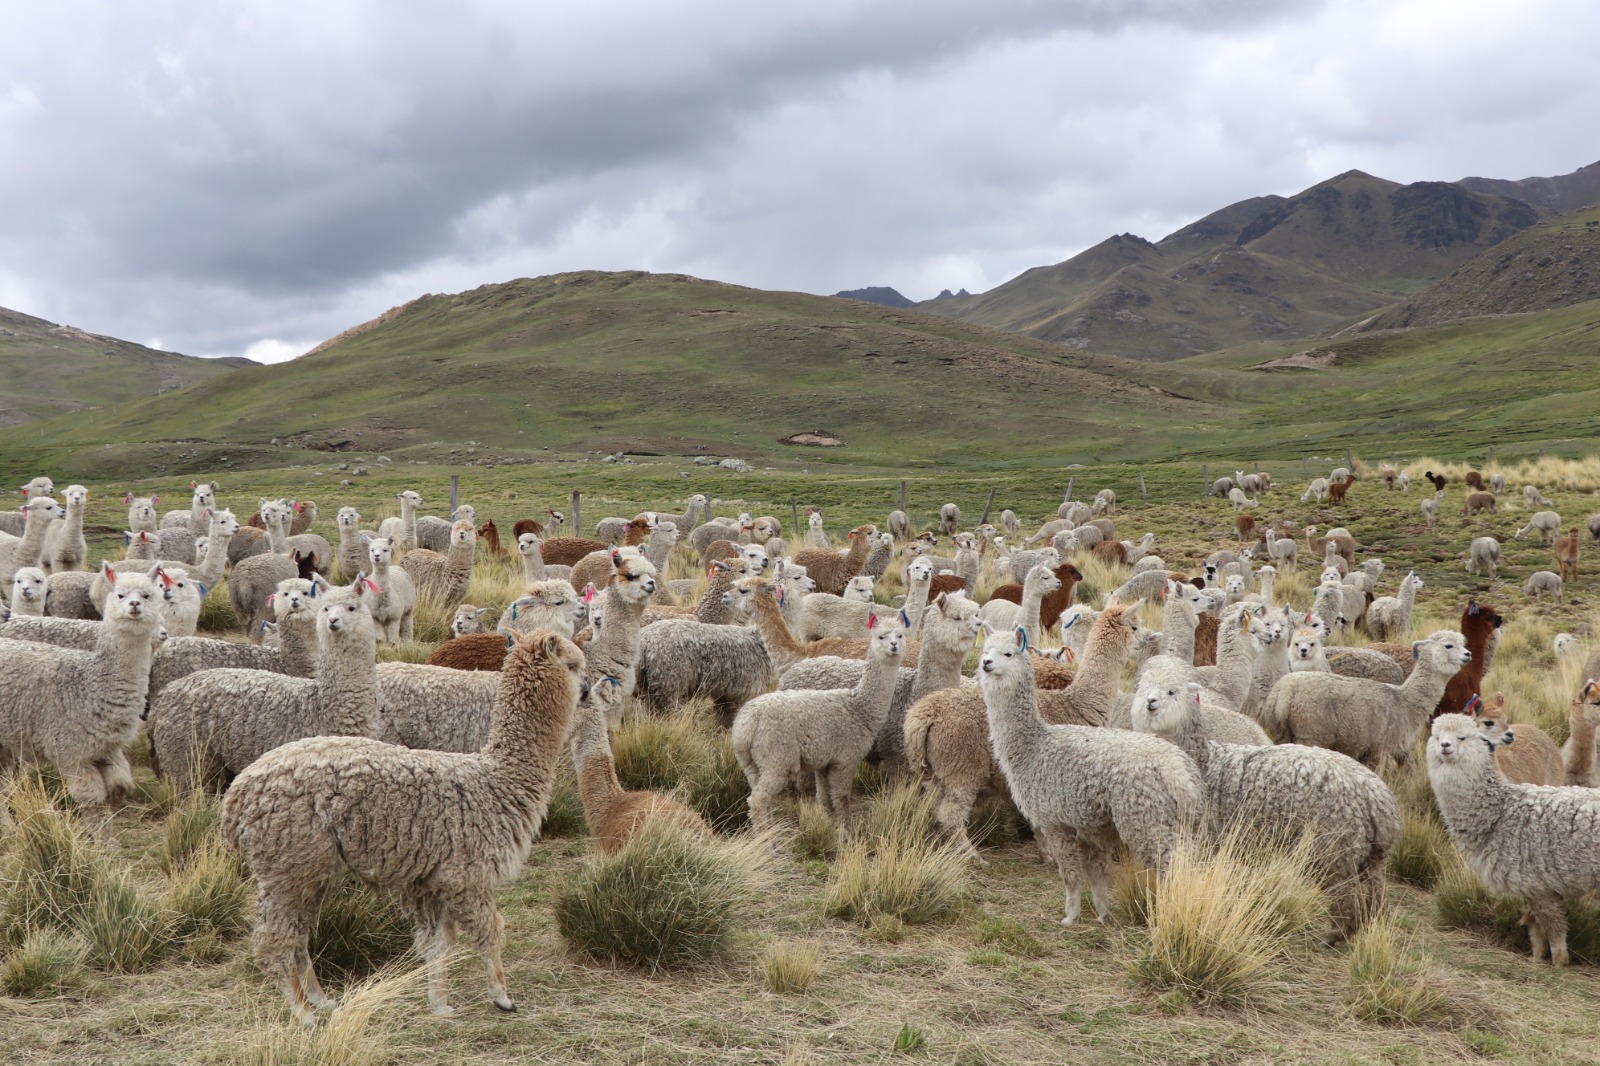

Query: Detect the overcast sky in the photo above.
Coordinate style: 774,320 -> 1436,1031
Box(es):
2,0 -> 1596,363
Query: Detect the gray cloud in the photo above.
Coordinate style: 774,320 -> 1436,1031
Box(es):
0,0 -> 1593,362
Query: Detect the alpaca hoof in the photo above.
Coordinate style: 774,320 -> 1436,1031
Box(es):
495,998 -> 517,1013
430,1003 -> 457,1018
1060,916 -> 1075,927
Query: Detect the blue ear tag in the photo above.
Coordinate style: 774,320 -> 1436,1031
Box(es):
511,604 -> 518,621
1018,629 -> 1029,652
195,582 -> 207,600
899,608 -> 910,629
505,633 -> 514,649
309,583 -> 318,598
1062,615 -> 1078,631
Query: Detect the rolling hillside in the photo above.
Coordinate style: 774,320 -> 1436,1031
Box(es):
0,306 -> 248,427
917,171 -> 1542,360
0,271 -> 1245,478
1366,203 -> 1600,330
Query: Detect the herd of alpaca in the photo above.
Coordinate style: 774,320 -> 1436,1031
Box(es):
2,458 -> 1600,1024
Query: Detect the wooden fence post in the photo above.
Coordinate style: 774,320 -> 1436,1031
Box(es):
1301,454 -> 1307,477
1202,463 -> 1208,497
979,487 -> 996,526
1345,448 -> 1354,471
1064,478 -> 1073,504
899,480 -> 907,516
571,490 -> 581,536
1139,472 -> 1148,503
791,497 -> 801,540
450,475 -> 459,518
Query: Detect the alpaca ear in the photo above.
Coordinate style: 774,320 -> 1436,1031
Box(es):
610,549 -> 624,567
123,493 -> 133,504
542,633 -> 562,658
899,608 -> 910,629
1465,694 -> 1482,718
1493,692 -> 1505,709
151,495 -> 159,506
507,633 -> 516,650
1014,626 -> 1029,651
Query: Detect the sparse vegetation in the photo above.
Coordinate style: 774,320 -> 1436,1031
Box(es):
763,940 -> 823,994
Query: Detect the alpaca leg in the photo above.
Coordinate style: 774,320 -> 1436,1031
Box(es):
401,612 -> 414,642
62,762 -> 112,840
1527,893 -> 1568,967
1084,846 -> 1113,923
1035,824 -> 1084,925
98,750 -> 135,803
823,764 -> 855,840
254,894 -> 321,1025
747,773 -> 781,835
406,889 -> 457,1016
933,782 -> 983,860
448,887 -> 514,1013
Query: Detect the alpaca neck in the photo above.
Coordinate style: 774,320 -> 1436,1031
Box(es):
982,668 -> 1049,777
645,532 -> 674,574
278,612 -> 320,676
448,535 -> 475,573
88,615 -> 159,724
522,551 -> 546,582
1210,621 -> 1260,707
901,579 -> 930,637
317,627 -> 378,736
577,750 -> 623,832
1429,757 -> 1507,849
850,641 -> 903,730
484,669 -> 574,803
1567,708 -> 1597,781
267,514 -> 290,554
194,528 -> 231,587
751,592 -> 805,670
693,573 -> 733,624
17,508 -> 54,562
1019,579 -> 1049,640
955,550 -> 979,591
842,531 -> 871,571
1258,573 -> 1275,604
1068,625 -> 1132,719
909,622 -> 968,703
1160,600 -> 1197,661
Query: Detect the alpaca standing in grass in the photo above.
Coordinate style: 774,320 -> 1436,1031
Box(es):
978,626 -> 1202,924
377,489 -> 423,552
223,629 -> 585,1021
1428,713 -> 1600,967
40,484 -> 88,574
732,612 -> 909,838
365,535 -> 416,643
0,565 -> 165,834
148,576 -> 323,702
1365,571 -> 1423,643
0,496 -> 64,586
571,681 -> 711,854
399,519 -> 476,611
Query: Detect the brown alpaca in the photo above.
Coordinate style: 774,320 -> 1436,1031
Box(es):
727,574 -> 920,671
539,536 -> 610,568
1235,515 -> 1256,543
702,539 -> 742,566
1461,491 -> 1497,516
427,633 -> 513,671
1093,540 -> 1129,566
1471,693 -> 1563,786
986,564 -> 1084,631
1327,480 -> 1350,505
1555,527 -> 1581,581
621,517 -> 653,547
1436,599 -> 1502,720
1465,470 -> 1486,491
571,691 -> 710,855
477,519 -> 507,557
793,524 -> 877,595
1029,647 -> 1076,689
926,573 -> 967,602
1194,613 -> 1219,666
512,516 -> 546,539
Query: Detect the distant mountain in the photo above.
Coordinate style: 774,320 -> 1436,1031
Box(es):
1365,203 -> 1600,330
833,286 -> 913,308
0,306 -> 249,427
1457,159 -> 1600,216
0,272 -> 1236,475
915,170 -> 1542,360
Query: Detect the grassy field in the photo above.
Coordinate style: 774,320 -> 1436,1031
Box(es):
5,453 -> 1600,1063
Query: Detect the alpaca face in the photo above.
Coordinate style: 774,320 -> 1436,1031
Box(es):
367,537 -> 395,568
11,568 -> 45,605
1428,713 -> 1493,769
337,506 -> 361,532
1135,678 -> 1201,737
610,554 -> 658,604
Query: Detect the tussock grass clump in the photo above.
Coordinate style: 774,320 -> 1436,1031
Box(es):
374,641 -> 434,665
197,584 -> 238,634
241,966 -> 421,1066
823,787 -> 967,927
0,776 -> 108,943
308,877 -> 413,983
1347,918 -> 1448,1024
684,734 -> 752,833
762,940 -> 822,994
542,768 -> 589,839
1434,861 -> 1600,964
159,789 -> 223,873
1386,808 -> 1450,890
613,714 -> 715,793
1128,834 -> 1325,1004
554,817 -> 769,970
81,872 -> 172,973
163,842 -> 251,944
792,801 -> 839,861
2,927 -> 90,997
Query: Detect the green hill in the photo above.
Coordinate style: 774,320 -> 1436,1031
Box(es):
0,306 -> 247,427
0,271 -> 1243,478
916,171 -> 1541,361
1365,203 -> 1600,329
